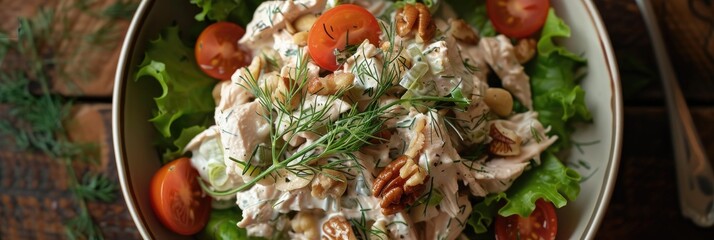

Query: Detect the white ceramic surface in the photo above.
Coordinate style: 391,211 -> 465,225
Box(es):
113,0 -> 622,239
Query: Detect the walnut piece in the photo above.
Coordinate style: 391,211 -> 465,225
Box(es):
311,169 -> 348,199
395,3 -> 436,43
322,216 -> 357,240
489,122 -> 522,156
308,72 -> 354,95
449,18 -> 479,44
291,211 -> 321,239
403,117 -> 426,159
372,155 -> 429,215
514,38 -> 537,64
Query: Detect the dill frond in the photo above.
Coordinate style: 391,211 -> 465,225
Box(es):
73,173 -> 118,202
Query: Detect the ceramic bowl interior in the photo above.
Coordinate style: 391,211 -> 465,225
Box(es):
113,0 -> 622,239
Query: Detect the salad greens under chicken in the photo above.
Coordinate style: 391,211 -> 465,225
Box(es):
137,0 -> 591,239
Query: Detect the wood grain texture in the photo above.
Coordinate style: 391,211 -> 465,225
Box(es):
0,104 -> 141,240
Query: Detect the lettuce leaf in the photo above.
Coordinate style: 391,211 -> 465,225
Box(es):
162,125 -> 207,163
467,9 -> 589,235
468,153 -> 581,233
135,26 -> 216,153
200,207 -> 266,240
528,8 -> 592,152
190,0 -> 262,25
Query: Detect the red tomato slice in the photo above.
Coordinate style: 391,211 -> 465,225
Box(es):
195,22 -> 251,80
495,199 -> 558,240
487,0 -> 550,38
150,157 -> 211,235
308,4 -> 381,71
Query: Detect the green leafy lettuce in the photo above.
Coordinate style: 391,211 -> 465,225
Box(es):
529,8 -> 592,152
200,208 -> 265,240
135,26 -> 216,160
466,9 -> 589,234
469,153 -> 581,233
190,0 -> 263,25
162,125 -> 207,162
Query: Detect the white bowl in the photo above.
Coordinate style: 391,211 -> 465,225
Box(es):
113,0 -> 622,239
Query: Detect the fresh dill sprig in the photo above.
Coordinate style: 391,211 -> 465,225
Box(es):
0,1 -> 132,238
73,172 -> 118,202
202,19 -> 469,198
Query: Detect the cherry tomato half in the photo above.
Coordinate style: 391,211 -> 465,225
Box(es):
150,157 -> 211,235
487,0 -> 550,38
308,4 -> 381,71
195,22 -> 251,80
495,199 -> 558,240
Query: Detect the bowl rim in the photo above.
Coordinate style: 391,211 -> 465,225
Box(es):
577,0 -> 623,239
112,0 -> 155,238
112,0 -> 623,239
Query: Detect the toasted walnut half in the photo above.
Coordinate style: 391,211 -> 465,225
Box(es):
448,18 -> 479,44
308,72 -> 355,95
311,169 -> 348,199
489,122 -> 522,156
395,3 -> 436,43
372,155 -> 429,215
322,216 -> 357,240
514,38 -> 537,64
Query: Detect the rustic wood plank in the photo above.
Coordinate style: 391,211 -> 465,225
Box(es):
0,0 -> 134,97
597,106 -> 714,239
0,103 -> 140,239
595,0 -> 714,105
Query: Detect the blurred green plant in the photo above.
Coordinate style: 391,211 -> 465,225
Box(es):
0,0 -> 138,239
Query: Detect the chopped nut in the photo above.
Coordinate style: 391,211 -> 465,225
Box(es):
449,18 -> 479,44
489,122 -> 522,156
372,155 -> 429,215
483,87 -> 513,117
514,38 -> 537,64
311,169 -> 348,199
234,56 -> 263,82
322,216 -> 357,240
293,31 -> 309,46
294,14 -> 318,32
263,73 -> 299,109
291,211 -> 322,239
399,155 -> 428,188
275,167 -> 315,191
395,3 -> 436,43
308,72 -> 355,95
403,118 -> 426,159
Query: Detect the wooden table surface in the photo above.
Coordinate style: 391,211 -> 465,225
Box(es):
2,0 -> 714,239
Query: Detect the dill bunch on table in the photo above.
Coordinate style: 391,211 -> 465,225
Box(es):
0,1 -> 138,239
